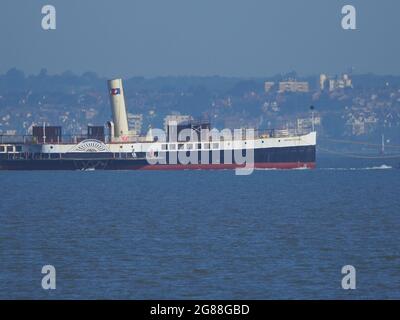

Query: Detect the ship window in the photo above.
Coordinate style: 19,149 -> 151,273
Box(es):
16,146 -> 22,152
187,144 -> 193,150
204,143 -> 210,149
178,143 -> 184,150
197,143 -> 202,150
7,146 -> 13,152
161,144 -> 167,150
212,143 -> 219,149
169,144 -> 176,150
0,146 -> 4,152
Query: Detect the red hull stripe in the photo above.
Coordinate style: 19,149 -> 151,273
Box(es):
137,162 -> 316,170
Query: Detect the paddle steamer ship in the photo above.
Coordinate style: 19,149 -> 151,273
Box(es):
0,79 -> 316,171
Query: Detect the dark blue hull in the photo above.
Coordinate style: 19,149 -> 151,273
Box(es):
0,146 -> 316,170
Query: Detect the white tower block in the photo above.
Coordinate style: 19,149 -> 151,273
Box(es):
108,79 -> 129,139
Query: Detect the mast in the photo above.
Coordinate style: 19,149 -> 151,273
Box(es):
43,122 -> 46,144
310,105 -> 315,132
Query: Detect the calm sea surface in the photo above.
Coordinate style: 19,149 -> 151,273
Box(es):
1,156 -> 400,299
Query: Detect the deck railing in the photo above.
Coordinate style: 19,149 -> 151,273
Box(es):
0,127 -> 312,145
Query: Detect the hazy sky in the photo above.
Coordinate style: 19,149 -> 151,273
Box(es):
0,0 -> 399,77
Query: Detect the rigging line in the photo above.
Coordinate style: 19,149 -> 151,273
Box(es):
318,147 -> 400,159
319,138 -> 400,149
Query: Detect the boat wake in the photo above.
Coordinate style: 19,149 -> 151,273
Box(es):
321,165 -> 393,171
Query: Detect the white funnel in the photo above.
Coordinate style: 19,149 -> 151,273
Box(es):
108,78 -> 129,138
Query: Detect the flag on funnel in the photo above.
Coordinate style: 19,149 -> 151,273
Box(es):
110,88 -> 121,95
